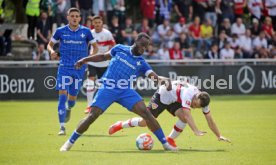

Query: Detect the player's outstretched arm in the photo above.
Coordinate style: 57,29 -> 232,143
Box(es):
75,52 -> 112,69
147,72 -> 172,90
204,112 -> 231,143
181,108 -> 206,136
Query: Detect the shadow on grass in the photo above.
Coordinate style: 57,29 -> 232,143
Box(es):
82,134 -> 127,138
71,148 -> 226,154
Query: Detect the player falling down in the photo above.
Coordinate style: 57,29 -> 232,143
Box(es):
60,33 -> 178,151
109,81 -> 231,148
47,8 -> 98,135
85,16 -> 115,114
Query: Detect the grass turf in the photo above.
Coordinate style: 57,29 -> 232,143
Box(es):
0,95 -> 276,165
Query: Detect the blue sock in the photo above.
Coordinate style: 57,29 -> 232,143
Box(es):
58,94 -> 67,124
69,131 -> 82,144
67,100 -> 76,110
153,128 -> 167,144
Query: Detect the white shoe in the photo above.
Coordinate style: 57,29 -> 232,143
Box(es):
58,127 -> 66,136
60,140 -> 73,152
163,142 -> 178,151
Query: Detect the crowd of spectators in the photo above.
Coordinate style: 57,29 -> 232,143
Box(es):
0,0 -> 275,60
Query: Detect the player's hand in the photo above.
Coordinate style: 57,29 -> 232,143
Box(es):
218,136 -> 231,143
75,59 -> 84,69
194,130 -> 207,136
50,51 -> 59,60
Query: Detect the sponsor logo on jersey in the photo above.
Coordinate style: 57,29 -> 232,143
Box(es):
63,40 -> 83,44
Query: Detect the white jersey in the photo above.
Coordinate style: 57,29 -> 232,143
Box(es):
88,28 -> 115,67
158,81 -> 210,114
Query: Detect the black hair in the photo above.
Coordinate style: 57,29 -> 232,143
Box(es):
198,91 -> 210,107
136,32 -> 151,41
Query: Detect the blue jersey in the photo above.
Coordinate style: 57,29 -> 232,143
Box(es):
102,44 -> 153,87
51,25 -> 95,68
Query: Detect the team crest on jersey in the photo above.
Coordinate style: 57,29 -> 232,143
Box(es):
137,61 -> 141,66
186,100 -> 191,106
80,33 -> 85,38
151,102 -> 158,109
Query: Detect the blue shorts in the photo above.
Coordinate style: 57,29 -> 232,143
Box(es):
56,67 -> 85,96
91,87 -> 143,111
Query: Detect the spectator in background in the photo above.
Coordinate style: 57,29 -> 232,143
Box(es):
173,0 -> 193,23
113,0 -> 126,25
169,41 -> 183,60
173,17 -> 188,35
201,18 -> 213,51
92,0 -> 104,17
220,41 -> 235,59
109,16 -> 122,43
83,16 -> 93,29
205,43 -> 219,59
0,29 -> 12,56
205,0 -> 217,27
231,17 -> 246,36
220,0 -> 235,23
121,17 -> 135,45
192,0 -> 207,22
157,44 -> 170,60
140,0 -> 156,28
230,33 -> 243,58
189,16 -> 203,53
262,16 -> 275,40
163,28 -> 177,48
36,11 -> 51,47
32,43 -> 50,61
77,0 -> 93,25
239,29 -> 253,58
56,0 -> 70,27
106,0 -> 115,27
214,31 -> 229,51
26,0 -> 40,39
219,18 -> 232,37
143,44 -> 158,59
233,0 -> 246,19
265,0 -> 276,30
253,30 -> 269,58
40,0 -> 57,31
176,32 -> 193,58
157,0 -> 173,25
157,19 -> 171,42
247,0 -> 263,20
250,18 -> 262,37
137,18 -> 152,35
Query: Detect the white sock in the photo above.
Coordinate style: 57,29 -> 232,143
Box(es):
86,79 -> 96,107
168,120 -> 186,139
60,123 -> 65,128
122,117 -> 142,128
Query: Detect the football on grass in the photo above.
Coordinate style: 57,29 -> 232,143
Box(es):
136,133 -> 154,150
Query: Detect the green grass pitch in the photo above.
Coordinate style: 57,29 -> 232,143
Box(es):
0,95 -> 276,165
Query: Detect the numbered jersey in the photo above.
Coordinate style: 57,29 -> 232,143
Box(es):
158,81 -> 210,113
88,28 -> 115,67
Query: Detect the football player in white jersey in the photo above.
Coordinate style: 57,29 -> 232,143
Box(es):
85,16 -> 115,113
109,81 -> 230,148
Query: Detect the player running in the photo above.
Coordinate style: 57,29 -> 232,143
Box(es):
85,16 -> 115,114
60,33 -> 177,151
47,8 -> 98,135
109,81 -> 231,148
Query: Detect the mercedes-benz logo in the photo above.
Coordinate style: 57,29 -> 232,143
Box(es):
237,66 -> 255,94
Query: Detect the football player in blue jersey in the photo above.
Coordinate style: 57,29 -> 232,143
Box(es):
60,32 -> 178,151
47,8 -> 98,135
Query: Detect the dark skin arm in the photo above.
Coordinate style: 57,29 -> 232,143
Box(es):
75,52 -> 112,69
148,72 -> 172,91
